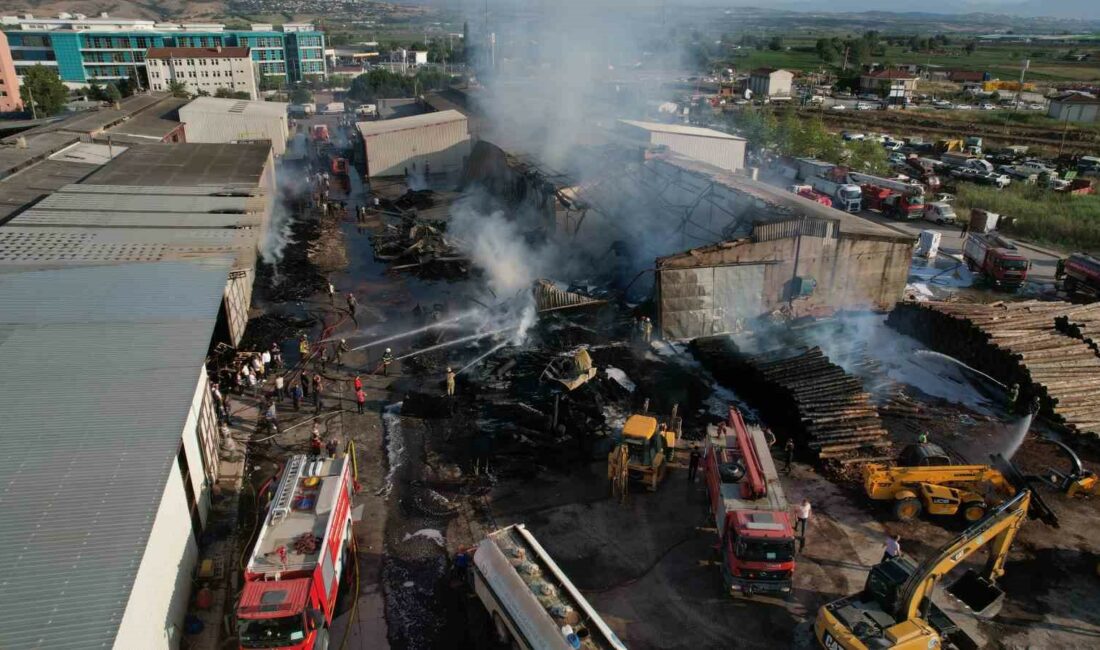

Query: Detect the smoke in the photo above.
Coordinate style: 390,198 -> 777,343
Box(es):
262,133 -> 311,265
261,199 -> 296,266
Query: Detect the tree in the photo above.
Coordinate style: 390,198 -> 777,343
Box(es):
20,65 -> 68,116
167,80 -> 190,98
214,87 -> 251,99
105,82 -> 122,103
86,80 -> 105,101
768,36 -> 784,52
964,41 -> 977,56
845,139 -> 890,175
259,75 -> 286,92
290,86 -> 313,104
815,38 -> 837,63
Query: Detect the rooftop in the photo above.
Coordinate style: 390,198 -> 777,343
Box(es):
0,257 -> 235,649
618,119 -> 745,141
146,46 -> 251,59
180,96 -> 289,119
82,142 -> 272,186
865,69 -> 919,80
356,109 -> 467,137
1051,92 -> 1100,104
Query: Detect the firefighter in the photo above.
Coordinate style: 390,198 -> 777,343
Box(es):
298,335 -> 310,358
335,338 -> 350,367
446,367 -> 456,397
346,292 -> 359,326
310,431 -> 323,458
1008,383 -> 1020,412
688,443 -> 702,481
641,316 -> 653,342
381,348 -> 394,376
918,431 -> 929,444
784,438 -> 796,474
327,281 -> 336,305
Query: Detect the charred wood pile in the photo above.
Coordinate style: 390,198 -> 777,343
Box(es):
889,300 -> 1100,437
371,214 -> 467,272
692,336 -> 891,464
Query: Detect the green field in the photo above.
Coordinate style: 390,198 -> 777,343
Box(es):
725,40 -> 1100,83
955,183 -> 1100,250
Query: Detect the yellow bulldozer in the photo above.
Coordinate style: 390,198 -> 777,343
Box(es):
608,402 -> 681,496
862,444 -> 1016,523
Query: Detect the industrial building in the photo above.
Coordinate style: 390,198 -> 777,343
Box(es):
179,96 -> 290,156
617,119 -> 747,172
1048,92 -> 1100,123
748,68 -> 793,99
1,14 -> 325,84
146,45 -> 259,99
859,68 -> 920,102
357,109 -> 471,178
0,140 -> 276,648
0,257 -> 235,649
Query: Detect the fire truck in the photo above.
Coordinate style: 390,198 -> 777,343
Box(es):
237,454 -> 356,650
848,172 -> 925,220
963,232 -> 1031,290
704,407 -> 796,597
789,184 -> 834,208
310,124 -> 331,143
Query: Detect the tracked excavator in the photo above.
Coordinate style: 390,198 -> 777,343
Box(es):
816,477 -> 1059,650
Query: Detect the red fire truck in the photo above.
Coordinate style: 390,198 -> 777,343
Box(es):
789,184 -> 834,208
848,172 -> 925,220
310,124 -> 331,143
237,454 -> 356,650
704,407 -> 796,597
963,231 -> 1031,290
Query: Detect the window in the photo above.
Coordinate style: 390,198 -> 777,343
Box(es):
177,446 -> 204,540
187,59 -> 195,66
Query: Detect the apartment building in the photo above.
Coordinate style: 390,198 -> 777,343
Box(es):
0,30 -> 21,111
0,13 -> 325,85
147,46 -> 258,99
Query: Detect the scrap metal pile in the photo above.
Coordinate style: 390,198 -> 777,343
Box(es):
693,337 -> 891,464
889,300 -> 1100,437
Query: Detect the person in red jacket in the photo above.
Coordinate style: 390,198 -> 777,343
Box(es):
356,387 -> 367,414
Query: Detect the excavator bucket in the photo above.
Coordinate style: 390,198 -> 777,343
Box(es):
948,569 -> 1005,618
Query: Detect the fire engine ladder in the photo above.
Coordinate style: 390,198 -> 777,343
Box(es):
728,408 -> 767,500
269,455 -> 306,523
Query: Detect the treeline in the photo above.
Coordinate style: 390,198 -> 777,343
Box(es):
346,68 -> 455,102
730,107 -> 890,175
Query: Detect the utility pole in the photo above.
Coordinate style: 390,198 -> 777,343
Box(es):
1013,58 -> 1029,111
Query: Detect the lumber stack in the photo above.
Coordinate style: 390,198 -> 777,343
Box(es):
692,336 -> 891,464
889,300 -> 1100,437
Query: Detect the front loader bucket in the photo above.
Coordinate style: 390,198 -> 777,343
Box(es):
948,569 -> 1005,618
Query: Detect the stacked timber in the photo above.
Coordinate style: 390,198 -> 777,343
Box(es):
692,336 -> 891,464
889,300 -> 1100,437
1055,304 -> 1100,356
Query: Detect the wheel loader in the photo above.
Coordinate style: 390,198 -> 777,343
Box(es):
608,403 -> 681,494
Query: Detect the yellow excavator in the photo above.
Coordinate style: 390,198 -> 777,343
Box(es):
608,402 -> 681,495
862,444 -> 1015,523
816,473 -> 1059,650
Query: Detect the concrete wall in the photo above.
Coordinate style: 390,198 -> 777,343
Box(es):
1048,101 -> 1099,123
657,232 -> 912,339
750,70 -> 792,98
363,119 -> 471,177
114,373 -> 210,649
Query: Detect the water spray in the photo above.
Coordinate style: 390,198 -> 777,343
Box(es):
393,326 -> 518,361
914,350 -> 1007,389
456,340 -> 511,375
345,308 -> 484,350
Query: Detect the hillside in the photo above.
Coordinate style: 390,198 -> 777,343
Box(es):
0,0 -> 229,21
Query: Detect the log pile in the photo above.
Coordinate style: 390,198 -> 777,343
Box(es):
1055,304 -> 1100,356
692,337 -> 891,464
889,300 -> 1100,437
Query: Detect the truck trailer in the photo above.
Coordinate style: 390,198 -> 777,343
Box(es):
963,232 -> 1030,290
237,455 -> 356,650
704,407 -> 796,597
1058,252 -> 1100,298
470,524 -> 627,650
808,176 -> 862,212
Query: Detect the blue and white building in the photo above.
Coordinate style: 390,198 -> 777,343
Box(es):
1,13 -> 325,86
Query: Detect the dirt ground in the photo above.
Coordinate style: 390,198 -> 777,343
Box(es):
229,111 -> 1100,650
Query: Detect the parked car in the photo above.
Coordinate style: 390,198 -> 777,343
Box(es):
1028,103 -> 1045,110
979,103 -> 996,110
855,102 -> 875,111
1017,160 -> 1055,176
932,100 -> 954,109
955,104 -> 974,111
888,152 -> 908,165
842,131 -> 866,141
830,103 -> 847,111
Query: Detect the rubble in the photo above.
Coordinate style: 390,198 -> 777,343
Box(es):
890,300 -> 1100,437
371,213 -> 467,273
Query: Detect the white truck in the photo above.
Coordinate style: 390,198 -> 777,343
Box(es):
470,524 -> 627,650
923,201 -> 957,225
808,176 -> 862,212
321,101 -> 345,115
795,158 -> 836,182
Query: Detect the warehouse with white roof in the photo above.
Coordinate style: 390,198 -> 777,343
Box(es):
357,109 -> 471,178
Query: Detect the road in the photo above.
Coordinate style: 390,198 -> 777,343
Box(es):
853,209 -> 1063,284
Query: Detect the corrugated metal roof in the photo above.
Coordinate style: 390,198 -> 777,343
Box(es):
618,119 -> 745,141
356,109 -> 467,137
0,258 -> 233,650
0,227 -> 256,267
81,143 -> 272,187
60,184 -> 260,197
180,96 -> 290,118
35,192 -> 259,214
9,209 -> 262,229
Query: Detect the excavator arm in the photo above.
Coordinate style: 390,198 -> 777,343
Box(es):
898,490 -> 1031,623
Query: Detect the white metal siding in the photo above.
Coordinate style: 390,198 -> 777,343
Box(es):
225,268 -> 253,345
364,120 -> 471,177
652,133 -> 745,172
179,110 -> 289,156
113,460 -> 199,650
